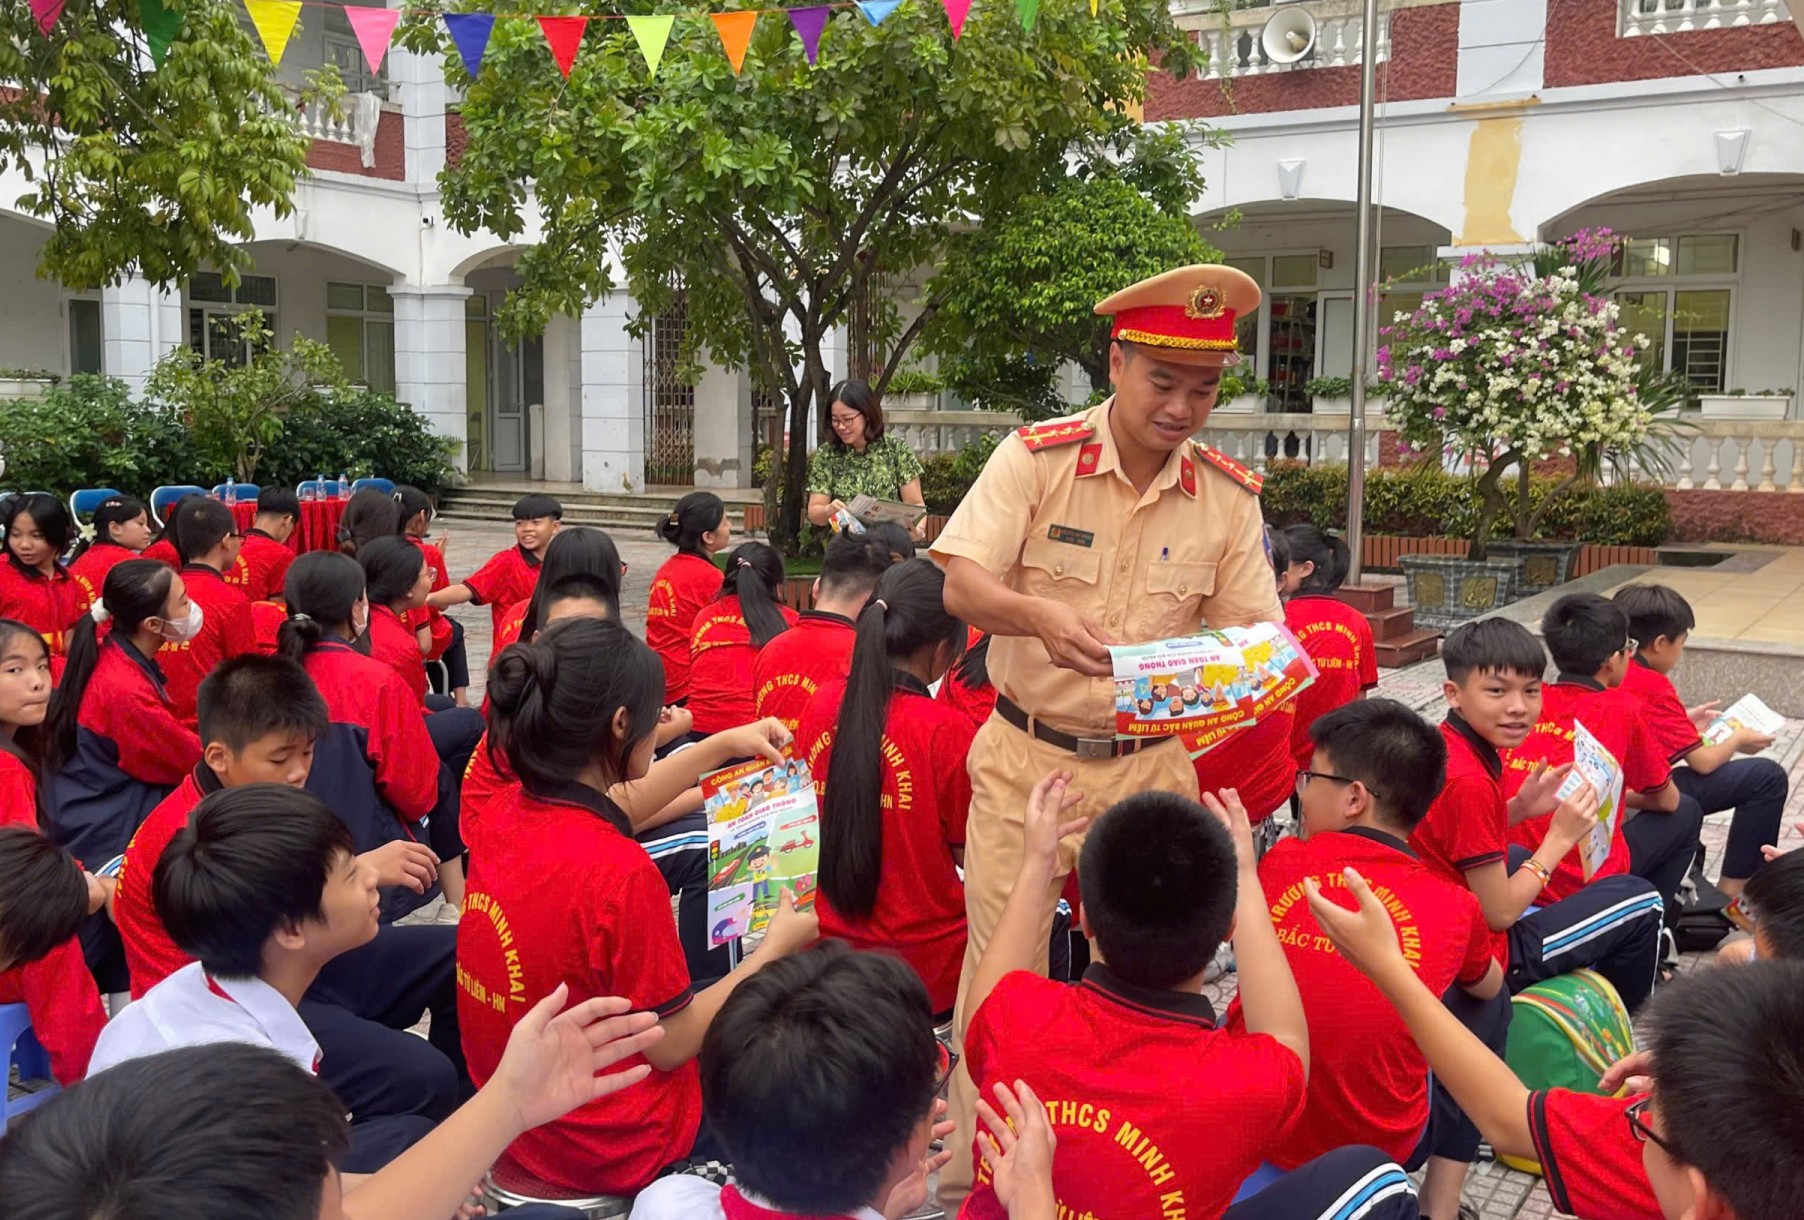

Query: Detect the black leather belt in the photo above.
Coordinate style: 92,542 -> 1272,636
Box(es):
994,695 -> 1169,760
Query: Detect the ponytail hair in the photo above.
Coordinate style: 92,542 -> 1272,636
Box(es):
43,560 -> 175,777
486,617 -> 664,794
820,559 -> 966,920
358,536 -> 425,609
335,488 -> 402,558
719,541 -> 789,648
520,527 -> 623,641
656,491 -> 725,558
68,496 -> 149,563
0,619 -> 49,825
3,493 -> 74,567
276,552 -> 366,663
1282,523 -> 1349,594
393,485 -> 435,535
953,631 -> 991,692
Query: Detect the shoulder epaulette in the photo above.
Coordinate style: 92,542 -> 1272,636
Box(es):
1015,419 -> 1096,453
1193,443 -> 1264,495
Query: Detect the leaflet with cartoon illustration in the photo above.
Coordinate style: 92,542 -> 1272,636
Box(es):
703,756 -> 820,947
1702,694 -> 1784,747
1110,621 -> 1318,741
1557,720 -> 1625,882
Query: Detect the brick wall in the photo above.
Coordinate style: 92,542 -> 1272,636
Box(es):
446,112 -> 468,169
1545,0 -> 1804,87
1146,3 -> 1459,121
1666,488 -> 1804,545
303,109 -> 406,182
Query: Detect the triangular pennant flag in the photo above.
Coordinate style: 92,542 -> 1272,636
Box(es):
941,0 -> 971,39
538,15 -> 587,78
1089,0 -> 1097,14
344,6 -> 401,74
30,0 -> 64,36
243,0 -> 302,66
1016,0 -> 1040,30
710,11 -> 757,75
140,0 -> 183,66
856,0 -> 901,25
444,13 -> 496,79
788,6 -> 829,65
625,14 -> 675,76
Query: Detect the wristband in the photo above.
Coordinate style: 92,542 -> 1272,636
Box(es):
1521,858 -> 1552,889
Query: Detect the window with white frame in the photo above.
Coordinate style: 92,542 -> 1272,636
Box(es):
325,282 -> 396,394
187,272 -> 277,366
1609,234 -> 1737,393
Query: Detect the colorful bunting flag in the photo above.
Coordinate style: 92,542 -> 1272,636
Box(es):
444,12 -> 497,78
1015,0 -> 1038,30
29,0 -> 63,36
941,0 -> 971,39
538,15 -> 587,77
625,14 -> 675,76
787,6 -> 829,64
140,0 -> 183,66
244,0 -> 303,67
856,0 -> 902,24
343,6 -> 401,73
1089,0 -> 1098,14
710,11 -> 758,74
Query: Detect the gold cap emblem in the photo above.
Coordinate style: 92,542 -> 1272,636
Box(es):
1186,286 -> 1224,319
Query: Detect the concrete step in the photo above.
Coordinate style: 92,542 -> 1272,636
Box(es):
1336,582 -> 1395,614
1367,605 -> 1420,643
1374,628 -> 1441,669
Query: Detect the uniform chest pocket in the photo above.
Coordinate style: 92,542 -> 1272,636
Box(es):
1020,536 -> 1101,597
1141,560 -> 1217,636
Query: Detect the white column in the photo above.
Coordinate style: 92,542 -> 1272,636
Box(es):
389,11 -> 450,188
693,359 -> 752,488
101,276 -> 184,395
580,292 -> 645,492
391,284 -> 471,473
541,314 -> 580,484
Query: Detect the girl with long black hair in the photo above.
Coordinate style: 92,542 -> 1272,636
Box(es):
797,558 -> 974,1017
395,484 -> 469,705
0,493 -> 92,658
1280,524 -> 1376,770
68,495 -> 154,604
0,618 -> 53,827
646,491 -> 730,704
685,540 -> 797,736
491,526 -> 625,658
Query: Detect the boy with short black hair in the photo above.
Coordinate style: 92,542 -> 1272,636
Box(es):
160,495 -> 257,724
958,775 -> 1419,1220
0,824 -> 105,1083
240,486 -> 301,602
1614,582 -> 1786,900
1723,847 -> 1804,962
1242,698 -> 1502,1214
753,531 -> 896,733
427,493 -> 563,635
1512,593 -> 1703,913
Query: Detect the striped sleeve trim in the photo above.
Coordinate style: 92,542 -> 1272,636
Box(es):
1527,1091 -> 1573,1215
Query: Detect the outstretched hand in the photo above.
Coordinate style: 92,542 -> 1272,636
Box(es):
976,1080 -> 1058,1219
1021,771 -> 1088,879
1302,867 -> 1408,984
490,983 -> 664,1135
882,1099 -> 956,1220
1199,788 -> 1257,872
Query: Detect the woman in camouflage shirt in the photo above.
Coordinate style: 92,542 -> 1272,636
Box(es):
805,379 -> 928,535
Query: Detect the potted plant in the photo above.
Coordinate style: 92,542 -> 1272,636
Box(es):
881,369 -> 945,412
1304,375 -> 1353,414
0,368 -> 59,399
1378,228 -> 1664,626
1697,387 -> 1793,420
1213,370 -> 1268,414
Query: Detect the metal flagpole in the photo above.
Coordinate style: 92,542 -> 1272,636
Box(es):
1345,0 -> 1381,584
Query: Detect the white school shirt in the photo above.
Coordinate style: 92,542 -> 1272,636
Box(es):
629,1178 -> 884,1220
88,962 -> 321,1077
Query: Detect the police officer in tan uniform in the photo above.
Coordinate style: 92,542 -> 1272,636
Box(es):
931,265 -> 1284,1201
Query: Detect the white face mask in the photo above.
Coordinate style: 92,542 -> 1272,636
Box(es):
157,602 -> 204,643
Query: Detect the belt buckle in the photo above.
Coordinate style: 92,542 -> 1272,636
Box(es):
1075,737 -> 1119,761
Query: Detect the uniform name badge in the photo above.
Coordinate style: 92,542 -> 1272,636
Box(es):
1108,621 -> 1318,739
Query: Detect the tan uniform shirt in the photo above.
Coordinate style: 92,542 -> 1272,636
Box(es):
931,400 -> 1283,738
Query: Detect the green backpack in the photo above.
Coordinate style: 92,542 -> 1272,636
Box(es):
1498,968 -> 1637,1175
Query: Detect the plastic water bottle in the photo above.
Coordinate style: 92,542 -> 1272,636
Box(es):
337,471 -> 350,502
223,477 -> 236,508
300,479 -> 315,504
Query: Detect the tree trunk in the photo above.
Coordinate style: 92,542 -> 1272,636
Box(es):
1467,451 -> 1518,562
1513,461 -> 1532,540
775,344 -> 830,555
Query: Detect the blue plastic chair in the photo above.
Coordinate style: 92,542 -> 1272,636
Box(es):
149,484 -> 208,528
1,1002 -> 59,1132
70,487 -> 124,527
211,483 -> 261,503
351,477 -> 395,496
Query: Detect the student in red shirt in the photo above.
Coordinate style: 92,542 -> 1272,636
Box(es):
238,486 -> 300,602
0,618 -> 52,827
937,627 -> 998,733
335,486 -> 404,558
489,526 -> 625,661
1281,524 -> 1377,770
0,493 -> 91,659
143,494 -> 252,591
157,497 -> 256,725
0,826 -> 105,1084
360,536 -> 438,706
800,558 -> 975,1016
1615,583 -> 1786,901
396,484 -> 467,705
68,495 -> 154,606
687,541 -> 798,736
648,491 -> 732,705
754,530 -> 894,733
427,493 -> 562,636
1245,698 -> 1501,1213
1507,593 -> 1701,914
961,775 -> 1418,1220
461,615 -> 820,1194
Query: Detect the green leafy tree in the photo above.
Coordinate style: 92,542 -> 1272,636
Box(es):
0,0 -> 333,289
926,126 -> 1219,411
404,0 -> 1200,551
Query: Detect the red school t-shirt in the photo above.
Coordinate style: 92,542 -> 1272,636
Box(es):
1228,828 -> 1495,1168
116,770 -> 208,997
1526,1089 -> 1662,1220
646,553 -> 723,704
1285,594 -> 1379,769
366,604 -> 429,708
458,781 -> 698,1195
1410,715 -> 1511,967
686,595 -> 799,736
405,536 -> 455,661
752,610 -> 857,734
937,629 -> 998,733
961,967 -> 1305,1220
1503,678 -> 1672,903
1190,702 -> 1297,825
1617,658 -> 1704,765
237,530 -> 296,602
143,538 -> 252,590
0,559 -> 91,657
157,565 -> 258,725
461,544 -> 542,637
460,734 -> 519,862
796,676 -> 974,1014
69,542 -> 136,605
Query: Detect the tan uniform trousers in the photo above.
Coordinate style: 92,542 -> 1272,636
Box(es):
938,712 -> 1200,1204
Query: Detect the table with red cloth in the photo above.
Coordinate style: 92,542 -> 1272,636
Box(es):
228,499 -> 346,554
